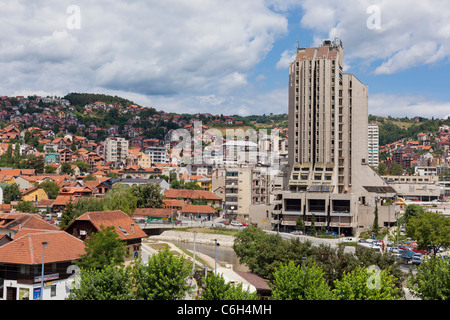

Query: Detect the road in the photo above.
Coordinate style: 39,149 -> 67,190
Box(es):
264,230 -> 356,253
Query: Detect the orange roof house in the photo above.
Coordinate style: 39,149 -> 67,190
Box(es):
0,229 -> 85,299
179,204 -> 218,220
0,213 -> 59,238
163,189 -> 222,206
21,187 -> 49,203
0,230 -> 85,265
65,210 -> 147,262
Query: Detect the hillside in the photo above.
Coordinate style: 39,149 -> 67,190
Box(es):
369,115 -> 450,146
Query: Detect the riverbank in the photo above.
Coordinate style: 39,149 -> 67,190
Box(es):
149,230 -> 236,247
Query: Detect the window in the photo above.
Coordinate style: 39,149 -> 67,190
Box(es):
51,284 -> 57,297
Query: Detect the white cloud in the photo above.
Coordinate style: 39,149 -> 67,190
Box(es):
369,93 -> 450,119
276,49 -> 297,69
298,0 -> 450,74
0,0 -> 287,100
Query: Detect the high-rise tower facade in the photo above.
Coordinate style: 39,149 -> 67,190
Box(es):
272,39 -> 396,236
288,39 -> 371,194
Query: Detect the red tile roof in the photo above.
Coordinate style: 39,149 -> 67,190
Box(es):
70,210 -> 147,240
134,208 -> 172,219
164,189 -> 222,201
0,213 -> 59,232
0,230 -> 85,265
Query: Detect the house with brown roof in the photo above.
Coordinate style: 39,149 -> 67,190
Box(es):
180,204 -> 218,221
0,213 -> 59,239
164,189 -> 223,207
65,210 -> 147,262
133,207 -> 174,222
52,195 -> 76,213
0,229 -> 85,300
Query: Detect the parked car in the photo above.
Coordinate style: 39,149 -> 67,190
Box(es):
223,221 -> 230,225
290,230 -> 303,235
412,247 -> 428,255
412,253 -> 422,265
230,221 -> 242,227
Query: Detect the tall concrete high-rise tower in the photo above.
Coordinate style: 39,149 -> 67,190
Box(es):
272,39 -> 396,236
288,39 -> 373,194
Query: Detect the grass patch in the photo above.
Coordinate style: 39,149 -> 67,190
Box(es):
146,242 -> 170,251
338,242 -> 358,247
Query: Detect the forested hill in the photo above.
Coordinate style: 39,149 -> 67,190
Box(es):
370,115 -> 450,146
64,92 -> 137,107
62,93 -> 449,146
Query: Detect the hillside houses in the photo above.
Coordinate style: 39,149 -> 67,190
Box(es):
378,126 -> 450,197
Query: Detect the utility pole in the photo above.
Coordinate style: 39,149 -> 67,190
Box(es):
192,231 -> 197,274
40,241 -> 49,300
211,239 -> 218,275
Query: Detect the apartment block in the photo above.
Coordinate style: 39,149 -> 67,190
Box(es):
104,137 -> 129,164
275,39 -> 396,236
368,124 -> 379,167
223,167 -> 270,223
142,146 -> 169,164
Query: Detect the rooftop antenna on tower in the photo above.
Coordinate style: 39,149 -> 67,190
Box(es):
296,41 -> 299,49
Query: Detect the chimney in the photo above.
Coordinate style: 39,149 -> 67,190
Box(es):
130,223 -> 135,233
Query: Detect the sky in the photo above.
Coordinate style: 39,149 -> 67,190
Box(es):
1,0 -> 450,119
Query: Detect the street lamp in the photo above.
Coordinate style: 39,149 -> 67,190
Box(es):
192,231 -> 197,274
40,241 -> 49,300
211,239 -> 218,275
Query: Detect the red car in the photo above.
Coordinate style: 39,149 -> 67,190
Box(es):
412,247 -> 428,254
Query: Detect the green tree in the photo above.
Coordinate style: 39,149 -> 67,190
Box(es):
130,182 -> 164,208
59,199 -> 76,230
377,162 -> 387,176
60,162 -> 74,175
107,172 -> 118,178
133,247 -> 192,300
387,161 -> 403,175
60,197 -> 106,230
372,203 -> 379,236
3,183 -> 22,204
310,214 -> 316,235
39,180 -> 60,199
403,203 -> 424,225
200,272 -> 259,300
333,266 -> 401,300
44,165 -> 57,174
233,226 -> 313,280
354,246 -> 405,293
270,260 -> 335,300
15,201 -> 38,213
103,183 -> 137,215
83,174 -> 96,181
73,160 -> 89,173
295,217 -> 305,232
69,264 -> 134,300
407,256 -> 450,300
406,211 -> 450,256
233,226 -> 287,279
311,244 -> 359,289
76,226 -> 128,270
19,154 -> 45,173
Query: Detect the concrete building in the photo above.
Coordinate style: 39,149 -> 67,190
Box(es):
381,175 -> 442,201
223,166 -> 271,223
368,124 -> 379,167
104,137 -> 129,164
142,146 -> 169,164
275,39 -> 396,236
